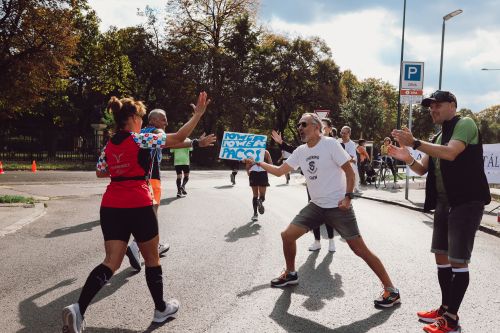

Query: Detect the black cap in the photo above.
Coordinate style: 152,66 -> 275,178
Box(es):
421,90 -> 457,107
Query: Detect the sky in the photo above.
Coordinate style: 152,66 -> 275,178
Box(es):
88,0 -> 500,112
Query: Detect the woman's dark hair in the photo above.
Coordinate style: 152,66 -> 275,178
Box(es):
331,127 -> 337,137
358,139 -> 366,145
322,117 -> 332,127
107,96 -> 146,131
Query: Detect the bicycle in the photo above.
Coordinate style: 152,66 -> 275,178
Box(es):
372,157 -> 393,189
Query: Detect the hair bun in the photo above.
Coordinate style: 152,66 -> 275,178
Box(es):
108,96 -> 122,114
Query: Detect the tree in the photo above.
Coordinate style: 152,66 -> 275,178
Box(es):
0,0 -> 78,117
477,105 -> 500,143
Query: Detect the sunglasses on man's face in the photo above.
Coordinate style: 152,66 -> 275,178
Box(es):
297,121 -> 309,129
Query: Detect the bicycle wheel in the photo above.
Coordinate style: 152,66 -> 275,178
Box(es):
375,167 -> 382,188
382,167 -> 389,188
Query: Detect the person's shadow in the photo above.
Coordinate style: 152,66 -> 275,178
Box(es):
17,269 -> 167,332
239,252 -> 343,309
45,220 -> 100,238
225,221 -> 261,242
214,185 -> 234,189
239,252 -> 396,331
270,288 -> 397,332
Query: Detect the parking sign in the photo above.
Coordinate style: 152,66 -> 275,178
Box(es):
401,61 -> 424,90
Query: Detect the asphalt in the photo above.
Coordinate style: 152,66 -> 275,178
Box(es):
1,171 -> 499,237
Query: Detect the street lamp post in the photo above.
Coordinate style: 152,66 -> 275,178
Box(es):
438,9 -> 463,89
396,0 -> 407,130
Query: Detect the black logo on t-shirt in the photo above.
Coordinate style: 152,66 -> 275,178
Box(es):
306,155 -> 318,179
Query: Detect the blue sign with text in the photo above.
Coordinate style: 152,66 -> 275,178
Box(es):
219,131 -> 267,162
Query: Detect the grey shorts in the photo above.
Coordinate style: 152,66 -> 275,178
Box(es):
291,202 -> 360,240
431,200 -> 484,263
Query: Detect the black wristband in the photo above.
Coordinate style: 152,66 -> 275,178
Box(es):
192,139 -> 199,149
412,139 -> 421,150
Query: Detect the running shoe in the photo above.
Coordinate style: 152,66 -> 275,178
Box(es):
418,306 -> 446,323
126,241 -> 141,271
158,242 -> 170,255
308,241 -> 321,251
328,238 -> 336,252
271,271 -> 298,287
257,199 -> 265,214
176,190 -> 183,198
374,287 -> 401,308
181,187 -> 187,195
230,173 -> 235,185
62,303 -> 85,333
153,299 -> 180,323
423,315 -> 460,333
251,213 -> 258,221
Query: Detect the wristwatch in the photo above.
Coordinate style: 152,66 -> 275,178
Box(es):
345,192 -> 354,200
412,139 -> 421,150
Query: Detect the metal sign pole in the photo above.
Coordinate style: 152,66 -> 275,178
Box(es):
405,100 -> 413,199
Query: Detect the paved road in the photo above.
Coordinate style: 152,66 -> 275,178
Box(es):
0,171 -> 499,332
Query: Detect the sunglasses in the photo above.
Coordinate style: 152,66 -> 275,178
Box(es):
296,122 -> 309,129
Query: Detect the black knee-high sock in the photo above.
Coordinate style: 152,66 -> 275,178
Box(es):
447,267 -> 470,315
259,195 -> 265,203
182,176 -> 189,187
146,266 -> 166,312
326,224 -> 334,239
78,264 -> 113,316
437,264 -> 453,307
312,227 -> 321,240
176,178 -> 181,190
252,197 -> 258,214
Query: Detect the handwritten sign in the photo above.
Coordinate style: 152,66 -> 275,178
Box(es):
219,131 -> 267,162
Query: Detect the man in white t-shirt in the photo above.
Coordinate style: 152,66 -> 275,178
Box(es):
251,113 -> 400,308
339,126 -> 360,191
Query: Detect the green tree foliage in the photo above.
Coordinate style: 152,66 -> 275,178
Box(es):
477,105 -> 500,143
0,0 -> 78,118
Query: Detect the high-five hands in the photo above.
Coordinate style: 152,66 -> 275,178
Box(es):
190,91 -> 211,116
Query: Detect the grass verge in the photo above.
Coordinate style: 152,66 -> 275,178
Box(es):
0,195 -> 35,204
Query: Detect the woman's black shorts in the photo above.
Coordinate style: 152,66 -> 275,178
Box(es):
175,165 -> 190,174
249,171 -> 270,187
100,206 -> 158,242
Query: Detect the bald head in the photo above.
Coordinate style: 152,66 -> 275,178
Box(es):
148,109 -> 167,130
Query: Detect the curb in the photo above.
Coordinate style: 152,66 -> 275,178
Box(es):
0,203 -> 46,237
357,195 -> 500,238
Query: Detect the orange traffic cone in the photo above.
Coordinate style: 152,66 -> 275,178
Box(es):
0,161 -> 5,174
31,160 -> 37,173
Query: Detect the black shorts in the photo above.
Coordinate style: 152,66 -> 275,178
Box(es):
175,165 -> 190,175
249,171 -> 269,187
100,206 -> 158,242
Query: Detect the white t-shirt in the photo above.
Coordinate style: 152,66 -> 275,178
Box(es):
286,137 -> 351,208
339,139 -> 357,163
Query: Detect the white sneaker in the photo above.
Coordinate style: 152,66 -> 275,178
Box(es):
153,299 -> 180,323
328,238 -> 336,252
158,242 -> 170,255
251,213 -> 258,221
126,240 -> 141,271
308,241 -> 321,251
62,303 -> 85,333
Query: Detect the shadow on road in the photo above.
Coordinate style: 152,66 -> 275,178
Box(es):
17,268 -> 153,332
270,288 -> 398,333
238,251 -> 344,311
225,221 -> 261,242
159,196 -> 179,206
266,252 -> 398,332
213,185 -> 234,189
45,219 -> 100,238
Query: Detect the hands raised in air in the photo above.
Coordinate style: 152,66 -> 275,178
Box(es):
190,91 -> 210,117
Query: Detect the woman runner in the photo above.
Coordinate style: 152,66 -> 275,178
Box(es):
61,92 -> 209,333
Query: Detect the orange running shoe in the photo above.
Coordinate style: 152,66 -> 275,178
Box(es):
417,306 -> 446,323
423,315 -> 460,333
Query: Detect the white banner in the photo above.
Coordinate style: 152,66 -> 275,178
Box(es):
406,144 -> 500,183
483,143 -> 500,184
